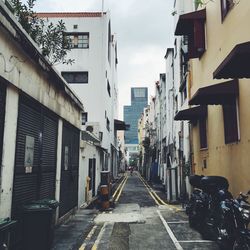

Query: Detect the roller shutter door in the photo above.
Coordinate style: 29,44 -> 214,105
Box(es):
12,96 -> 58,217
0,82 -> 6,168
59,122 -> 79,217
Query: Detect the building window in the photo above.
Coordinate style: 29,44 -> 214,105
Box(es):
64,33 -> 89,49
221,0 -> 234,21
61,71 -> 88,84
188,20 -> 205,58
174,39 -> 177,58
223,102 -> 239,144
81,112 -> 88,125
108,21 -> 111,63
180,84 -> 187,105
107,80 -> 111,97
199,118 -> 207,149
106,117 -> 110,132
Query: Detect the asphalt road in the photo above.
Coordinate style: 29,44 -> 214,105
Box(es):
54,172 -> 220,250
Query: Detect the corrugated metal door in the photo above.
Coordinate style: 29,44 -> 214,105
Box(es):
59,122 -> 79,217
0,81 -> 6,168
12,96 -> 58,217
39,111 -> 58,199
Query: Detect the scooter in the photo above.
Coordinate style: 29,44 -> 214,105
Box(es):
218,190 -> 250,249
186,175 -> 233,241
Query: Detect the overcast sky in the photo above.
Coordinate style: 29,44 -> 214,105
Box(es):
34,0 -> 174,119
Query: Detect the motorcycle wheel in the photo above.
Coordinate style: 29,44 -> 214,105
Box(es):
233,241 -> 250,250
188,212 -> 201,230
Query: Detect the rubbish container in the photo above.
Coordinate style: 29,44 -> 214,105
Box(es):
0,218 -> 17,250
30,199 -> 59,246
31,199 -> 59,224
20,204 -> 53,250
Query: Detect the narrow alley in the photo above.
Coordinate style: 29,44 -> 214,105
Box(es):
52,173 -> 219,250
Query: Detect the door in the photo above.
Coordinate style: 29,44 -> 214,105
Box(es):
88,158 -> 96,197
0,82 -> 6,171
92,158 -> 96,196
12,95 -> 58,217
59,122 -> 79,217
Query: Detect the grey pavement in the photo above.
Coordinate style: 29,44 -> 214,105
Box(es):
52,208 -> 98,250
53,172 -> 220,250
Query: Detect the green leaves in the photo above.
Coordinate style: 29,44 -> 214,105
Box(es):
194,0 -> 205,8
10,0 -> 73,65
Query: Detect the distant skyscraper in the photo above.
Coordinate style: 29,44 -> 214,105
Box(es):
124,87 -> 148,144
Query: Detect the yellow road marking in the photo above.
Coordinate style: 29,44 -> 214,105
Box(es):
138,174 -> 160,205
91,245 -> 97,250
112,174 -> 127,199
78,225 -> 97,250
138,173 -> 181,211
115,176 -> 128,202
91,222 -> 107,250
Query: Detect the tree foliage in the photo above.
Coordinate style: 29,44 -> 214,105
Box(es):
10,0 -> 74,65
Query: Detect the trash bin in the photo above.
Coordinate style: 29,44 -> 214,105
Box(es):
20,204 -> 53,250
0,218 -> 17,250
31,199 -> 59,225
30,199 -> 59,247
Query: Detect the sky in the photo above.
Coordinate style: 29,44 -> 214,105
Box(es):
34,0 -> 174,119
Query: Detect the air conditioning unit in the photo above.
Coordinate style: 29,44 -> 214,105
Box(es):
84,122 -> 102,140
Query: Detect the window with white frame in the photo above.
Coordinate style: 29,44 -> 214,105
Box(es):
64,33 -> 89,49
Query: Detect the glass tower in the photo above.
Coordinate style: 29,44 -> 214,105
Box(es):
124,87 -> 148,144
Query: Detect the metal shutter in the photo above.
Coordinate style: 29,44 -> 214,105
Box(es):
0,82 -> 6,167
39,113 -> 58,199
12,100 -> 41,216
12,96 -> 58,217
59,122 -> 79,217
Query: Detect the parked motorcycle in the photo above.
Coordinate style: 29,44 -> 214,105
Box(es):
186,175 -> 207,229
217,190 -> 250,250
186,175 -> 233,241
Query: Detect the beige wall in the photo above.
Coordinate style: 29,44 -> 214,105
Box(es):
190,1 -> 250,197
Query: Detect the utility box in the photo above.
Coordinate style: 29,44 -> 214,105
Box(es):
100,171 -> 110,185
100,172 -> 112,210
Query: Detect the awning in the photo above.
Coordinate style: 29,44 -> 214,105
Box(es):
189,79 -> 238,105
213,42 -> 250,79
174,105 -> 207,121
81,131 -> 100,143
175,9 -> 206,35
114,119 -> 130,130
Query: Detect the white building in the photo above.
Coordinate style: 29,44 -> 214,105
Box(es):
167,0 -> 195,201
37,11 -> 120,202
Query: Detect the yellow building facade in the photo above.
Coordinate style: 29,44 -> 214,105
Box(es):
175,0 -> 250,197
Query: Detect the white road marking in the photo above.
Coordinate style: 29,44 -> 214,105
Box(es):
157,210 -> 183,250
178,240 -> 214,243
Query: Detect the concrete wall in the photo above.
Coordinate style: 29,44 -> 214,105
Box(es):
79,141 -> 101,206
0,2 -> 82,218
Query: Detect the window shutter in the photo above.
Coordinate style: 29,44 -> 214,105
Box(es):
199,118 -> 207,149
223,103 -> 239,144
188,33 -> 199,59
188,20 -> 205,59
194,19 -> 205,57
